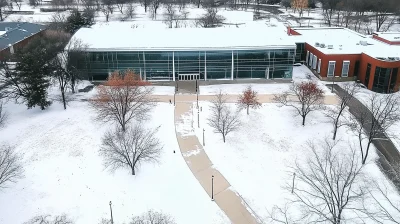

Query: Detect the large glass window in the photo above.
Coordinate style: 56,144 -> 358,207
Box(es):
77,48 -> 295,80
389,68 -> 398,93
341,61 -> 350,77
372,66 -> 392,93
365,63 -> 371,86
312,55 -> 317,70
328,61 -> 336,77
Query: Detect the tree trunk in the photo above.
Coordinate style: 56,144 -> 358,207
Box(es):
247,105 -> 249,115
223,133 -> 226,143
333,126 -> 337,140
363,140 -> 372,165
302,115 -> 305,126
61,86 -> 67,110
132,167 -> 135,175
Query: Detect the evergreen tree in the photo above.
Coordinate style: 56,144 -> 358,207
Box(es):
66,10 -> 94,34
14,37 -> 54,110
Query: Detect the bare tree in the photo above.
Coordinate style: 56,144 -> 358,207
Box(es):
347,93 -> 400,165
0,100 -> 7,128
273,138 -> 364,223
274,81 -> 324,126
100,124 -> 163,175
101,0 -> 114,22
125,2 -> 136,19
325,83 -> 359,140
115,0 -> 126,14
150,0 -> 162,20
360,177 -> 400,224
207,91 -> 240,143
90,70 -> 154,132
195,8 -> 225,28
129,210 -> 176,224
24,215 -> 73,224
0,0 -> 11,21
163,3 -> 176,28
12,0 -> 21,10
237,86 -> 261,115
0,144 -> 23,188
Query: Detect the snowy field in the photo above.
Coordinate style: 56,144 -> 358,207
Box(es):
0,97 -> 229,224
200,65 -> 335,95
190,100 -> 398,221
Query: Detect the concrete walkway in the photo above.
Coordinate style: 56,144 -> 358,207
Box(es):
174,102 -> 259,224
154,94 -> 339,105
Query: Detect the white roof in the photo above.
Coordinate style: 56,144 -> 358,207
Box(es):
290,27 -> 400,60
373,32 -> 400,42
72,23 -> 296,51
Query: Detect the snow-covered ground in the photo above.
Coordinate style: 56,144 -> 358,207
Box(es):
200,65 -> 335,95
337,82 -> 400,153
190,100 -> 396,221
0,95 -> 229,223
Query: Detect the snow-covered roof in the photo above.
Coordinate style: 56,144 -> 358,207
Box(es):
373,32 -> 400,43
290,27 -> 400,61
72,23 -> 296,51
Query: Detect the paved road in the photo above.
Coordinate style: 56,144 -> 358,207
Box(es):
329,84 -> 400,186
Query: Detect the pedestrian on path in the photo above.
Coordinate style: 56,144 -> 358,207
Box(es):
169,99 -> 172,104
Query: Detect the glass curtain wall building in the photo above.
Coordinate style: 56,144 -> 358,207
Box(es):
72,26 -> 296,81
79,49 -> 295,81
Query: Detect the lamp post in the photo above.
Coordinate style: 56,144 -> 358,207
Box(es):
203,128 -> 205,146
211,175 -> 214,201
198,109 -> 200,128
109,201 -> 114,224
174,92 -> 176,106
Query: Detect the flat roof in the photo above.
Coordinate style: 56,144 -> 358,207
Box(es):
290,27 -> 400,61
373,32 -> 400,42
72,22 -> 296,51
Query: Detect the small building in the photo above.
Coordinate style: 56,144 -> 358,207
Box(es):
72,24 -> 296,81
0,22 -> 47,60
288,27 -> 400,93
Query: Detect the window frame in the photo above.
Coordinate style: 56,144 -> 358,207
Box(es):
317,59 -> 321,73
341,61 -> 350,77
327,61 -> 336,77
312,55 -> 317,70
306,51 -> 309,64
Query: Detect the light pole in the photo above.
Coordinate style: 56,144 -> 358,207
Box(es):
211,175 -> 214,201
203,128 -> 205,146
109,201 -> 114,224
198,109 -> 200,128
174,92 -> 176,106
197,91 -> 199,109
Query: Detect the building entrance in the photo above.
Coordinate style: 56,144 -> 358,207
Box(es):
178,73 -> 200,81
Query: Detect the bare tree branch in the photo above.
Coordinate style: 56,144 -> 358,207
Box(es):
274,81 -> 324,126
100,124 -> 163,175
280,138 -> 365,223
347,93 -> 400,164
207,90 -> 240,143
0,144 -> 24,188
24,214 -> 73,224
324,83 -> 359,140
129,210 -> 176,224
90,70 -> 155,132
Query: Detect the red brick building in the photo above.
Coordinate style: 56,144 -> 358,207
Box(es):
288,27 -> 400,93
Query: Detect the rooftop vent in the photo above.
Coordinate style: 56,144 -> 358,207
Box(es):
320,43 -> 326,48
315,42 -> 320,47
360,40 -> 368,46
328,45 -> 334,49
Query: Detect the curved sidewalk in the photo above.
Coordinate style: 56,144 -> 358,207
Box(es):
174,102 -> 259,224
